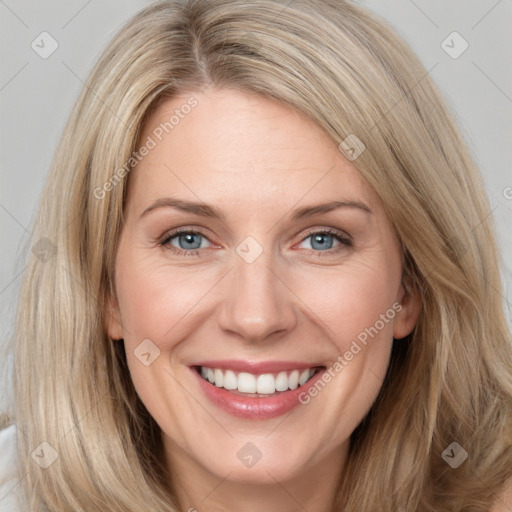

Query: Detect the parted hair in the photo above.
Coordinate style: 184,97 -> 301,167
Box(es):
6,0 -> 512,510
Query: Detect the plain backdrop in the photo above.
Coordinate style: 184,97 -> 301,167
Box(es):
1,0 -> 511,416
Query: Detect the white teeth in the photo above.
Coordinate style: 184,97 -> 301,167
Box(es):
214,368 -> 224,387
288,370 -> 300,390
238,372 -> 257,393
275,371 -> 289,392
198,366 -> 318,395
298,368 -> 310,386
256,374 -> 275,394
223,370 -> 237,390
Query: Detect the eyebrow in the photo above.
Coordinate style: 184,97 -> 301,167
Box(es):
140,197 -> 373,221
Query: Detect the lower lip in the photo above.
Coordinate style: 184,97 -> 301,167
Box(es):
191,367 -> 326,419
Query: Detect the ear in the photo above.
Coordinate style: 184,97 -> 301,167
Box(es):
105,290 -> 124,341
393,275 -> 421,340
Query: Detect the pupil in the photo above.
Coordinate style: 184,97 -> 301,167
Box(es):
313,234 -> 333,250
182,233 -> 200,249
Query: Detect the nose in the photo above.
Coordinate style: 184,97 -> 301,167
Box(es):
217,248 -> 298,345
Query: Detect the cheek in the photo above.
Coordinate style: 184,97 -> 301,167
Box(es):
294,256 -> 400,349
115,249 -> 208,343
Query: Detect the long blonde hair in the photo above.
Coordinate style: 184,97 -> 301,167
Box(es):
8,0 -> 512,510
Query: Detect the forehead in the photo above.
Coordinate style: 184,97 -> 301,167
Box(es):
125,88 -> 379,218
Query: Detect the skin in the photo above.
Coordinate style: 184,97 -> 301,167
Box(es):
107,87 -> 421,512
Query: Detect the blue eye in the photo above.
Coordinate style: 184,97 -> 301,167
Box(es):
299,230 -> 351,252
161,229 -> 210,256
160,228 -> 352,257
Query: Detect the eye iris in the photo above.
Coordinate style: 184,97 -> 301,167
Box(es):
169,231 -> 342,252
311,233 -> 334,250
179,233 -> 201,250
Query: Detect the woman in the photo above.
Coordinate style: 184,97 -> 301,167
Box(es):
1,0 -> 511,510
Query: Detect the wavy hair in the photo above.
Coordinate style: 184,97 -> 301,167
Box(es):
8,0 -> 512,510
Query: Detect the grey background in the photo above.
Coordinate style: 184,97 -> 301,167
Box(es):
1,0 -> 511,416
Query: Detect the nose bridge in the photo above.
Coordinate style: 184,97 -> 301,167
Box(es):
217,238 -> 296,342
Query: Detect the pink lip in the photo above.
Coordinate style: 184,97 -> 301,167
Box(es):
191,359 -> 322,374
189,364 -> 326,420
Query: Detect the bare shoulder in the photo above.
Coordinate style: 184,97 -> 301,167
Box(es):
490,476 -> 512,512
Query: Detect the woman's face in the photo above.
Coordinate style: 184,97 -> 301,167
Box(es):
107,87 -> 420,499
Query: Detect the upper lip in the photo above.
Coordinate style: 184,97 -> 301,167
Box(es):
191,360 -> 325,374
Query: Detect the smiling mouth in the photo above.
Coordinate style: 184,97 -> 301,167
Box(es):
193,365 -> 325,397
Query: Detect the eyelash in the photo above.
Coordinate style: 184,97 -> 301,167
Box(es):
159,227 -> 352,257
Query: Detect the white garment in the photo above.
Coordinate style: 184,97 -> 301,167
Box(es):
0,424 -> 29,511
